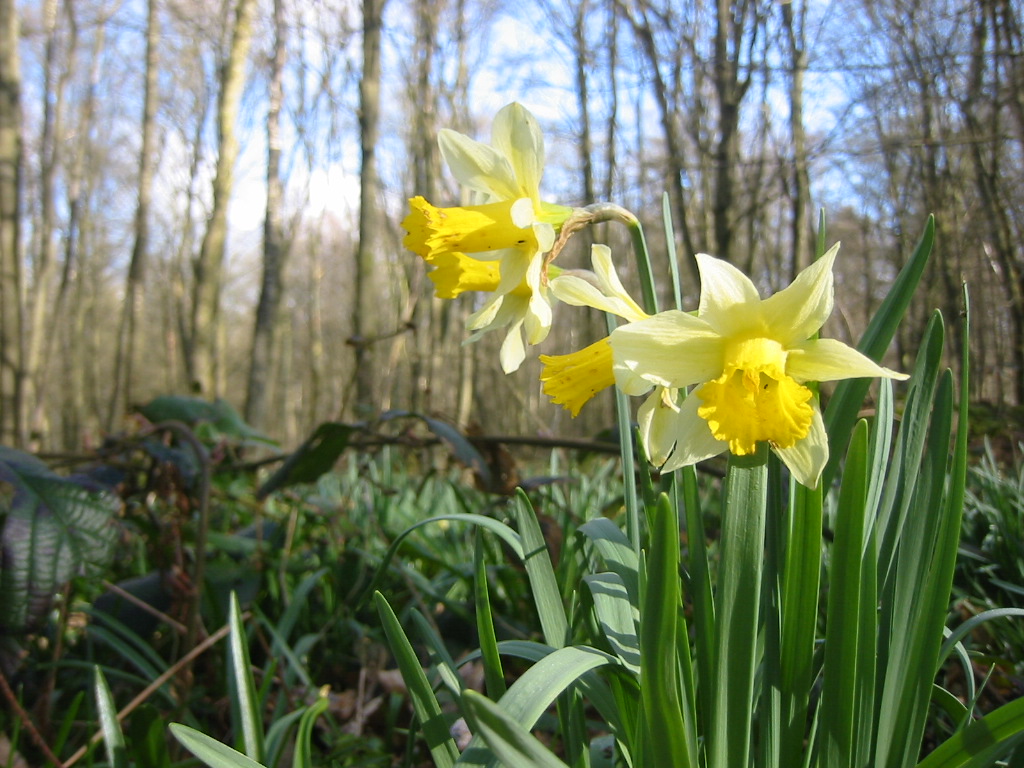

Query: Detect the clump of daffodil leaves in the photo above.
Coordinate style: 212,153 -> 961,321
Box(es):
386,100 -> 1024,768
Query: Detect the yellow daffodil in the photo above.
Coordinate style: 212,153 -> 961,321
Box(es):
539,244 -> 651,410
617,244 -> 906,487
401,103 -> 574,373
542,244 -> 908,488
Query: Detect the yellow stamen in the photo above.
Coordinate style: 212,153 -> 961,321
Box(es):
539,338 -> 615,417
695,337 -> 813,455
402,196 -> 537,259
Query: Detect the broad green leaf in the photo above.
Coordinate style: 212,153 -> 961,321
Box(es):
578,517 -> 640,609
916,696 -> 1024,768
494,645 -> 619,730
137,395 -> 275,446
585,572 -> 640,673
257,423 -> 353,498
0,446 -> 119,632
380,410 -> 492,489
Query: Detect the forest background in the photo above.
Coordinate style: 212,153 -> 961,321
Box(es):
0,0 -> 1020,453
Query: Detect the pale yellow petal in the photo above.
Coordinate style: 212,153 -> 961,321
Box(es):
523,258 -> 552,344
695,253 -> 763,335
438,128 -> 519,201
495,250 -> 531,296
761,243 -> 839,344
491,103 -> 544,202
786,338 -> 909,383
533,221 -> 556,252
591,244 -> 647,322
773,407 -> 829,488
467,294 -> 504,331
549,273 -> 640,321
639,391 -> 726,472
610,311 -> 724,389
499,319 -> 527,373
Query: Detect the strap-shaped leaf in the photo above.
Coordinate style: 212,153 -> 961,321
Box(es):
460,690 -> 570,768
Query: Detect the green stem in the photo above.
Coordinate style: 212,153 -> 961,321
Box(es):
709,445 -> 769,768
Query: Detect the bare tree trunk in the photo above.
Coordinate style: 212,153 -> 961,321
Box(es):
711,0 -> 757,261
782,0 -> 812,277
25,0 -> 71,443
397,0 -> 439,416
352,0 -> 385,414
189,0 -> 255,396
963,0 -> 1024,403
245,0 -> 288,431
50,9 -> 104,447
109,0 -> 159,429
573,0 -> 595,207
0,0 -> 24,446
621,0 -> 698,287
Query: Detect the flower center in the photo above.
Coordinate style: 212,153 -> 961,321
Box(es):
695,337 -> 813,455
402,196 -> 538,258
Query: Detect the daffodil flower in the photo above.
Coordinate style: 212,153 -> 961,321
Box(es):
539,244 -> 650,413
543,244 -> 908,488
401,103 -> 573,373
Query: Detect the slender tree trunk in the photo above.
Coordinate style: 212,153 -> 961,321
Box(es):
711,0 -> 756,261
109,0 -> 159,428
26,0 -> 70,443
51,9 -> 103,448
621,0 -> 698,287
782,0 -> 812,277
352,0 -> 385,414
0,0 -> 24,446
246,0 -> 288,430
573,0 -> 595,207
404,0 -> 439,415
189,0 -> 255,396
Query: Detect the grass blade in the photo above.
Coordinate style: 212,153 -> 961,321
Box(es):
823,215 -> 933,489
460,690 -> 571,768
93,666 -> 128,768
819,420 -> 870,768
291,690 -> 330,768
374,591 -> 459,768
513,489 -> 569,648
228,592 -> 265,762
169,724 -> 267,768
474,530 -> 507,700
639,494 -> 694,768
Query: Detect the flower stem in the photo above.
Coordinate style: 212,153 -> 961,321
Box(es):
709,444 -> 769,768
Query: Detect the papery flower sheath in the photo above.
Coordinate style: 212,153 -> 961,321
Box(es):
542,244 -> 908,488
401,103 -> 573,373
